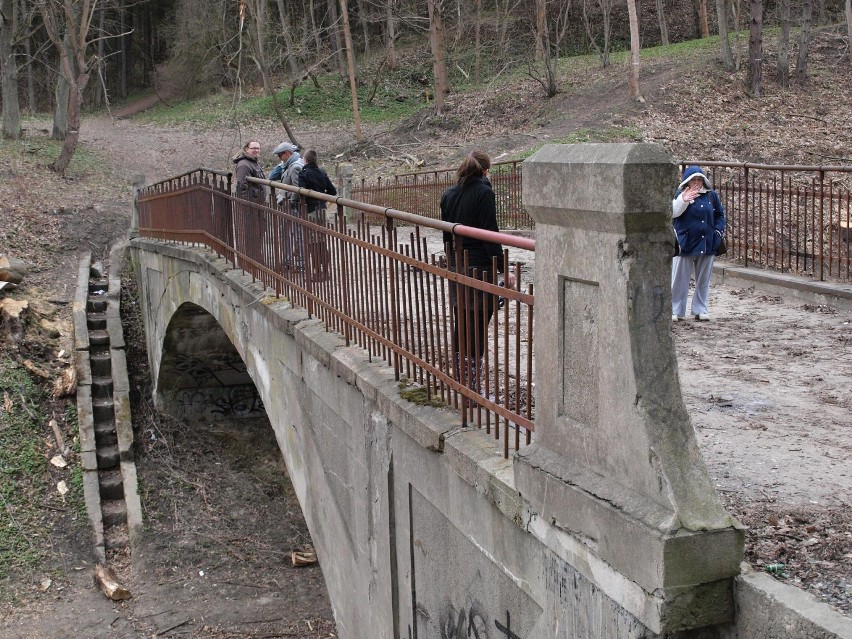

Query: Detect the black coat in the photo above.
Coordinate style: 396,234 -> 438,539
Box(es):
297,163 -> 337,212
440,176 -> 504,271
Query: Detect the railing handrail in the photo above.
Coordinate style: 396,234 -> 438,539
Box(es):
682,160 -> 852,173
365,159 -> 523,182
248,176 -> 537,252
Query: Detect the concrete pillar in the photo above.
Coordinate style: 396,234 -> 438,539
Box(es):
336,162 -> 355,222
514,144 -> 744,633
129,174 -> 145,239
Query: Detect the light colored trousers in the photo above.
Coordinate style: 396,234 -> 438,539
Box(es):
671,254 -> 715,317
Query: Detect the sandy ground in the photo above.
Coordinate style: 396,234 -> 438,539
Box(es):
675,282 -> 851,508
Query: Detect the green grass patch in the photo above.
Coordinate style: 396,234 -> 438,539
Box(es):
7,123 -> 117,179
0,360 -> 50,580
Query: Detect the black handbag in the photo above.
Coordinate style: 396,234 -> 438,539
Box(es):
716,236 -> 727,256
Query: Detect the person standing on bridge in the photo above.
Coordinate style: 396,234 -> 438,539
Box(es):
298,149 -> 337,279
233,140 -> 267,202
269,142 -> 304,210
440,150 -> 515,393
671,165 -> 726,321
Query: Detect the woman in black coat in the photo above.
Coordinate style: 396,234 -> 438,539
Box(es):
440,150 -> 515,391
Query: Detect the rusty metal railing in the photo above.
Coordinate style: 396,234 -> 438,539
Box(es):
352,160 -> 531,230
136,169 -> 536,457
355,159 -> 852,282
683,162 -> 852,282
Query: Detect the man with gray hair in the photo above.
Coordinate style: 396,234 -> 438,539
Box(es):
269,142 -> 304,209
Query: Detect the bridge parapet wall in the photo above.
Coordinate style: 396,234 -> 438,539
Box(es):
131,144 -> 851,639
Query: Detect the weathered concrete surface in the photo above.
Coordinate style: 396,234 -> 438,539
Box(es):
131,143 -> 848,639
516,144 -> 744,632
131,236 -> 852,639
732,569 -> 852,639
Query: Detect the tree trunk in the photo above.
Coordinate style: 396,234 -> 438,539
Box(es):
474,0 -> 481,82
846,0 -> 851,63
51,50 -> 89,175
275,0 -> 301,76
716,0 -> 735,71
747,0 -> 763,97
340,0 -> 363,139
426,0 -> 448,114
627,0 -> 642,100
309,0 -> 322,54
0,0 -> 21,139
354,0 -> 370,55
327,0 -> 347,77
95,7 -> 105,107
535,0 -> 547,61
385,0 -> 397,69
52,67 -> 69,140
119,7 -> 128,98
777,0 -> 791,86
21,0 -> 33,113
699,0 -> 710,36
656,0 -> 669,46
795,0 -> 813,81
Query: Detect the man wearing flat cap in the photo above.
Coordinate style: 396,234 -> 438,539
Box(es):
269,142 -> 304,209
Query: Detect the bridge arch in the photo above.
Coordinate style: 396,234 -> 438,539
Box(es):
136,251 -> 387,634
157,301 -> 264,422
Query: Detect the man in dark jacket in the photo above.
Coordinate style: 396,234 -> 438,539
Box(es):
297,149 -> 337,221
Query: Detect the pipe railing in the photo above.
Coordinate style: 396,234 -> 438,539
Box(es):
136,169 -> 536,457
355,159 -> 852,282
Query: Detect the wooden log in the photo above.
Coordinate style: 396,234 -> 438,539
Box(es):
0,298 -> 29,344
0,255 -> 28,285
93,564 -> 132,601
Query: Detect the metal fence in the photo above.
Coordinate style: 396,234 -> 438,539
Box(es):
354,159 -> 852,282
352,160 -> 531,230
683,162 -> 852,282
136,169 -> 536,457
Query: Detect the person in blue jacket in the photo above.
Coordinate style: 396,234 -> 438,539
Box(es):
671,165 -> 726,321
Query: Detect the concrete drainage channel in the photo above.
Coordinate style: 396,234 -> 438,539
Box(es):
74,244 -> 142,570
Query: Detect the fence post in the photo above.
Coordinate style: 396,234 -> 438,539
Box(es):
819,169 -> 825,280
336,162 -> 355,223
129,174 -> 146,240
515,143 -> 743,635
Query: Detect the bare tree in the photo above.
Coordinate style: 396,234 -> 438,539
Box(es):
716,0 -> 735,70
656,0 -> 669,46
340,0 -> 362,139
583,0 -> 613,67
627,0 -> 643,101
846,0 -> 851,63
240,0 -> 301,146
0,0 -> 21,138
385,0 -> 397,69
527,0 -> 558,96
34,0 -> 101,174
535,0 -> 546,60
747,0 -> 762,97
777,0 -> 791,86
426,0 -> 448,113
795,0 -> 814,81
698,0 -> 710,37
474,0 -> 481,82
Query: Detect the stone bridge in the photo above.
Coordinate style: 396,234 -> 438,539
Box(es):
131,145 -> 849,639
